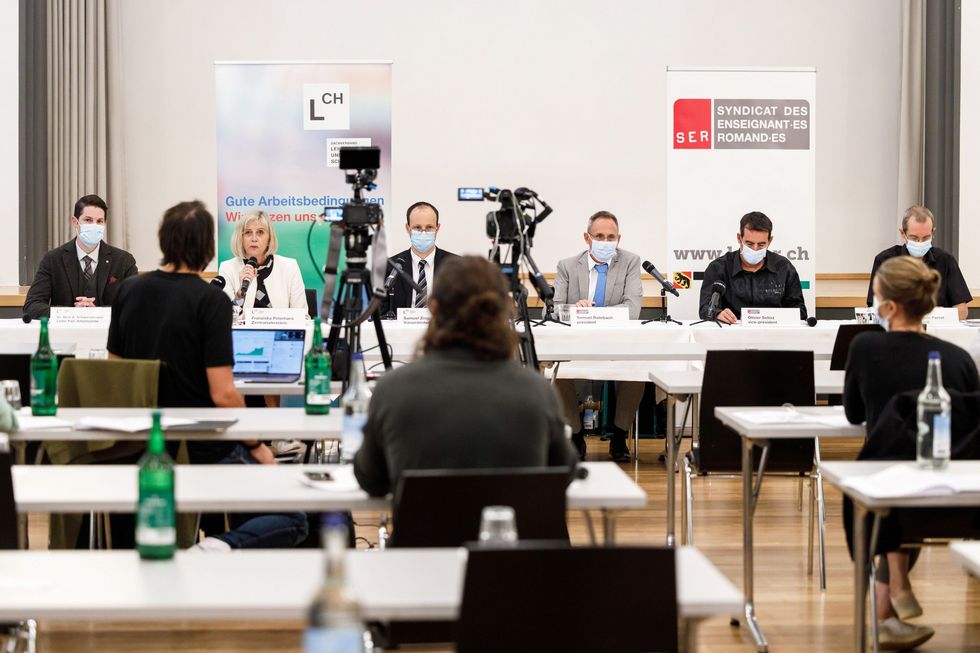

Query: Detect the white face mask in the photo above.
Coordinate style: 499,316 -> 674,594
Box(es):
905,239 -> 932,257
590,240 -> 617,263
741,244 -> 766,265
78,223 -> 105,248
872,296 -> 891,332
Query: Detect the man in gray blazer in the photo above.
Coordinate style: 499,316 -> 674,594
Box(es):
552,210 -> 643,462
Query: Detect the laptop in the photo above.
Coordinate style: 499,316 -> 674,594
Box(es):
232,328 -> 306,383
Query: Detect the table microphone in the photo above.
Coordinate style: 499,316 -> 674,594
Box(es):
21,314 -> 31,324
806,316 -> 818,327
210,276 -> 226,290
239,256 -> 258,296
642,260 -> 680,297
575,465 -> 589,480
706,281 -> 727,318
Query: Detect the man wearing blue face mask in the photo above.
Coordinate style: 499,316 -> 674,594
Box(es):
866,205 -> 971,320
699,211 -> 807,324
23,194 -> 138,319
552,210 -> 643,462
382,201 -> 458,315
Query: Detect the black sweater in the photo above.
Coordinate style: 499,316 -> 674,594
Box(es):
843,331 -> 979,433
353,349 -> 578,497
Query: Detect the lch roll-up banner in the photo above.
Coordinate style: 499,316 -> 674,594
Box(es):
215,61 -> 392,295
666,67 -> 816,320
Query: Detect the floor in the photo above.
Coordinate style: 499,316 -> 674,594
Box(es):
16,435 -> 980,652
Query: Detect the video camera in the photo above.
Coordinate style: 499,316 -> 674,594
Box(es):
330,146 -> 384,227
458,186 -> 553,244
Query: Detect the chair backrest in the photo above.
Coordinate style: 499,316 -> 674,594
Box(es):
697,350 -> 816,473
0,353 -> 73,405
56,358 -> 160,408
830,324 -> 884,370
0,434 -> 17,550
391,468 -> 569,547
305,289 -> 318,319
457,544 -> 678,653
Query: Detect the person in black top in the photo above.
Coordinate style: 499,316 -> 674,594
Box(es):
107,200 -> 306,551
24,194 -> 138,319
844,255 -> 979,649
354,256 -> 578,497
381,201 -> 458,315
698,211 -> 807,323
867,205 -> 972,320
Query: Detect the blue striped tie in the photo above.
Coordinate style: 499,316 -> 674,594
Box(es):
593,264 -> 608,307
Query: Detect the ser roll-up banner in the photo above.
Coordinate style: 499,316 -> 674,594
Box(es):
215,61 -> 392,305
666,67 -> 816,321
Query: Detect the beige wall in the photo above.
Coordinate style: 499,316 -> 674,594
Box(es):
961,0 -> 980,288
115,0 -> 903,277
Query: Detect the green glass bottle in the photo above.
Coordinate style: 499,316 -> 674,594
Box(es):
305,317 -> 331,415
136,411 -> 175,560
30,316 -> 58,416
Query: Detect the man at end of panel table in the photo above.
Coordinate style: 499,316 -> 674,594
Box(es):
698,211 -> 807,324
551,210 -> 643,462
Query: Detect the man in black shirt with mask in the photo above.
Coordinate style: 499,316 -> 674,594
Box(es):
699,211 -> 807,324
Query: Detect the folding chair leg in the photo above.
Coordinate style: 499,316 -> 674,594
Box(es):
807,476 -> 815,576
869,562 -> 880,653
797,476 -> 804,512
816,471 -> 828,591
683,456 -> 694,545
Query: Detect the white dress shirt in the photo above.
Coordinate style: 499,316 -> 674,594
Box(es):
410,247 -> 437,307
76,241 -> 101,274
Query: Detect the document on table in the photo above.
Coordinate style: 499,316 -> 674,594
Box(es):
15,415 -> 74,431
730,407 -> 852,428
298,465 -> 362,493
76,416 -> 199,433
842,463 -> 980,498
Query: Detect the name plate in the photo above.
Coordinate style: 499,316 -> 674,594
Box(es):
244,308 -> 308,327
741,307 -> 799,327
397,308 -> 431,326
923,307 -> 959,326
569,306 -> 629,326
48,306 -> 112,328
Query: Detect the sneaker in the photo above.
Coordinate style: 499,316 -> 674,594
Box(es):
190,536 -> 232,553
571,432 -> 586,461
877,617 -> 934,650
608,438 -> 631,463
891,591 -> 923,620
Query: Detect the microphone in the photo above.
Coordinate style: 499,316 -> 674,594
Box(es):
383,261 -> 403,291
575,465 -> 589,480
706,281 -> 727,319
239,256 -> 258,297
21,314 -> 31,324
642,260 -> 680,298
806,316 -> 818,327
210,276 -> 226,290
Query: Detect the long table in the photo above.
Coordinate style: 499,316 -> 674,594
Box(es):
820,461 -> 980,653
0,546 -> 740,652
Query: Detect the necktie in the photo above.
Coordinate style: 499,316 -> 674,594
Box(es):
82,255 -> 94,281
593,264 -> 608,307
415,260 -> 428,308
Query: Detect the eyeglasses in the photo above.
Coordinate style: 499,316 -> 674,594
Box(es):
410,226 -> 437,233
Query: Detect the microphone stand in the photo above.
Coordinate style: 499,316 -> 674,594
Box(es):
642,288 -> 682,325
531,298 -> 570,327
690,308 -> 725,328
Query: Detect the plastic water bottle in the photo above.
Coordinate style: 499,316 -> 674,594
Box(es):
303,513 -> 366,653
340,353 -> 371,462
916,351 -> 951,469
583,394 -> 595,432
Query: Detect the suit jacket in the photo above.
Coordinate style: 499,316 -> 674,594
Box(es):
551,249 -> 643,320
23,239 -> 138,319
381,247 -> 458,314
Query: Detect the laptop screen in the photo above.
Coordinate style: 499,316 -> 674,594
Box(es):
232,329 -> 306,377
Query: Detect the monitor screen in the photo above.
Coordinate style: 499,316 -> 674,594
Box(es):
232,329 -> 306,376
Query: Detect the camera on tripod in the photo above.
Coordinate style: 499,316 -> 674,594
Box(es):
337,146 -> 383,227
458,186 -> 552,243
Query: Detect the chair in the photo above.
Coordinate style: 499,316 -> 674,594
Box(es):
386,467 -> 570,547
47,358 -> 160,550
682,350 -> 827,587
827,324 -> 883,406
457,544 -> 678,653
376,467 -> 571,648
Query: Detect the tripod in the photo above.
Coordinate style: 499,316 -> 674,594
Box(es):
642,288 -> 682,325
492,245 -> 543,369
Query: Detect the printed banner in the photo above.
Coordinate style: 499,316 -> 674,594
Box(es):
215,62 -> 392,300
666,67 -> 816,320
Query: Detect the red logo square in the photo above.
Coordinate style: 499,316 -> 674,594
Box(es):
673,99 -> 711,149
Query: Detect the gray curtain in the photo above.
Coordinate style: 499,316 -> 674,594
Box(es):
20,0 -> 126,284
896,0 -> 925,219
923,0 -> 961,254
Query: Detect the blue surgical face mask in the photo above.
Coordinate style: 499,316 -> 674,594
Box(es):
872,296 -> 891,332
78,223 -> 105,249
905,239 -> 932,258
410,231 -> 436,254
590,240 -> 617,263
741,244 -> 766,265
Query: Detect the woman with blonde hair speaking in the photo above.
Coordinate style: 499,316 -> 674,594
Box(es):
218,211 -> 306,314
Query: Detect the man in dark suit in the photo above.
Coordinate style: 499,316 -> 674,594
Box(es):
23,194 -> 138,319
382,201 -> 458,315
